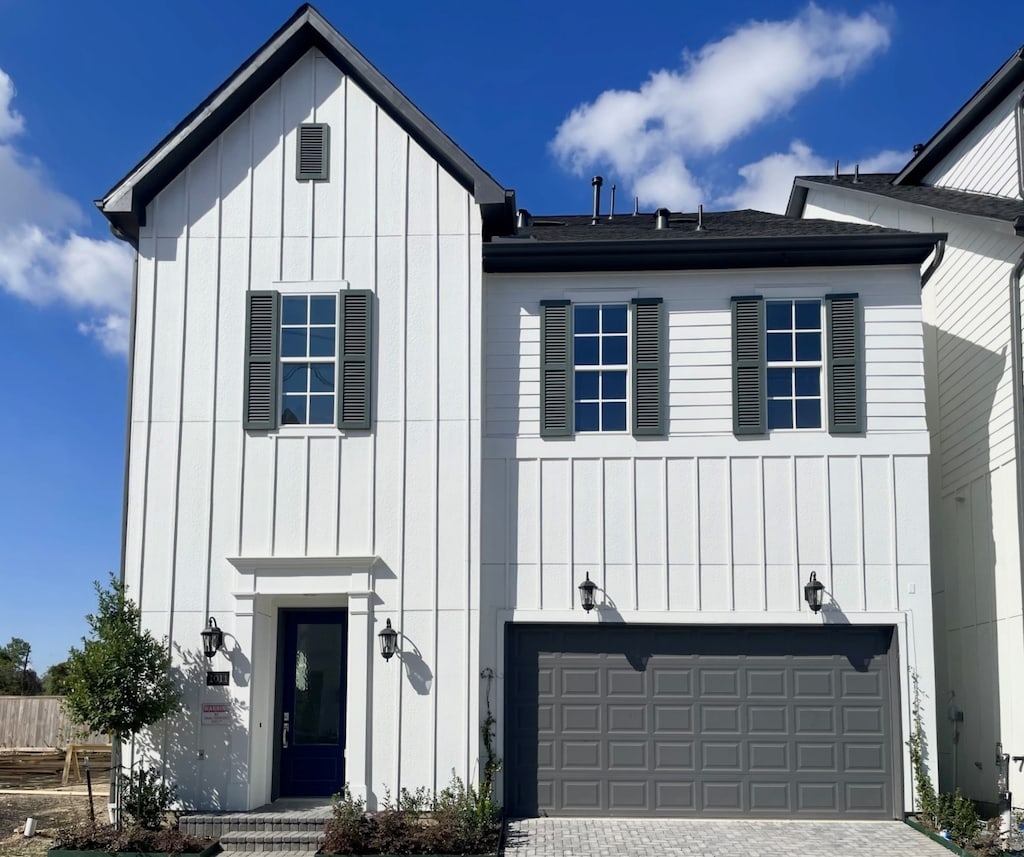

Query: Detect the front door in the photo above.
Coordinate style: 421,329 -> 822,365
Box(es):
278,610 -> 347,797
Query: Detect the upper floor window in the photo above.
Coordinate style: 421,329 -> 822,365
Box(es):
243,289 -> 373,432
733,294 -> 862,436
574,303 -> 628,432
281,295 -> 337,425
541,298 -> 665,438
766,300 -> 822,430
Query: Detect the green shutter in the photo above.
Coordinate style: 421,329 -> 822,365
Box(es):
540,300 -> 572,437
631,298 -> 665,436
827,293 -> 863,433
338,289 -> 373,430
296,123 -> 330,181
732,296 -> 765,435
244,290 -> 279,431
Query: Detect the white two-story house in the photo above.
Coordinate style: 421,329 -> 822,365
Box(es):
788,46 -> 1024,807
97,4 -> 941,819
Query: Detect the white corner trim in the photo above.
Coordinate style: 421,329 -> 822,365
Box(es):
228,556 -> 381,573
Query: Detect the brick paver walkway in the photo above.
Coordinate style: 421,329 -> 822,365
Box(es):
503,817 -> 954,856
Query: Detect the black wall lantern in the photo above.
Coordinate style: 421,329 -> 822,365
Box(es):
378,618 -> 398,661
578,573 -> 598,612
201,617 -> 224,658
804,572 -> 825,613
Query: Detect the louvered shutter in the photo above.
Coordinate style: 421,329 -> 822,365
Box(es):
540,300 -> 572,437
244,290 -> 279,431
338,289 -> 373,430
827,293 -> 863,433
631,298 -> 665,436
732,296 -> 765,435
296,123 -> 329,181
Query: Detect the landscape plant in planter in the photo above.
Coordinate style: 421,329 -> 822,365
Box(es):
320,775 -> 502,856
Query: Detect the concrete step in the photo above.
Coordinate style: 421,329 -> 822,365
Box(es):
218,830 -> 324,852
218,851 -> 317,857
180,810 -> 331,838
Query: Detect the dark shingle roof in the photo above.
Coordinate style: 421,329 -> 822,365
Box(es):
790,174 -> 1024,231
507,209 -> 915,242
483,208 -> 944,274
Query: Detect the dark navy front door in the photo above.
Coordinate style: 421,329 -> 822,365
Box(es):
279,610 -> 347,797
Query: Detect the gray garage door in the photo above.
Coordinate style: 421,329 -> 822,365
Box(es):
505,625 -> 898,818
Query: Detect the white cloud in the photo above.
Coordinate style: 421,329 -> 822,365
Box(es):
551,4 -> 892,210
717,141 -> 911,213
0,66 -> 133,355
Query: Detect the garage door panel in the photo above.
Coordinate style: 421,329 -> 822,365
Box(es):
506,625 -> 897,818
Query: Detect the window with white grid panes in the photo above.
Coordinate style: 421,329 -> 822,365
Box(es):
766,299 -> 822,430
573,303 -> 628,432
280,294 -> 337,425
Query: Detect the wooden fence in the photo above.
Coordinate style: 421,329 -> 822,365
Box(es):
0,696 -> 106,748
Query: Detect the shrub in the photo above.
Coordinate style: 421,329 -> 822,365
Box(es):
321,775 -> 501,855
120,765 -> 177,829
935,789 -> 981,848
54,822 -> 211,854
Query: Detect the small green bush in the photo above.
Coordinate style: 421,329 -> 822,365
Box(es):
321,774 -> 501,855
120,765 -> 177,829
935,789 -> 980,848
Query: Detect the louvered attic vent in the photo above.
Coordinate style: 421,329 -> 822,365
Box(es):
296,123 -> 329,181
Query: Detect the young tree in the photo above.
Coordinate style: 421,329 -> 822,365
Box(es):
63,574 -> 180,826
64,575 -> 180,735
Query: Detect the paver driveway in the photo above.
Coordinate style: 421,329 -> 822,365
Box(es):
503,817 -> 954,857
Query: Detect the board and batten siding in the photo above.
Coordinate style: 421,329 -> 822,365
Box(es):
925,86 -> 1023,199
124,47 -> 482,808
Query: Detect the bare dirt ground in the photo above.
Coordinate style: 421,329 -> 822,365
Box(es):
0,790 -> 104,857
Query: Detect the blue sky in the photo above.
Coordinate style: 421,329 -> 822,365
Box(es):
1,0 -> 1023,672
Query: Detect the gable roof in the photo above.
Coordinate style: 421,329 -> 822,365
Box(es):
485,208 -> 943,273
787,173 -> 1024,237
96,4 -> 512,243
894,45 -> 1024,185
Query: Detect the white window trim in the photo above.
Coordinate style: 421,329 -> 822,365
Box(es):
573,302 -> 630,434
279,292 -> 340,428
765,298 -> 827,433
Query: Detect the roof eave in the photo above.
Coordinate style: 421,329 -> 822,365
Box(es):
791,177 -> 1024,237
895,45 -> 1024,185
483,233 -> 945,274
97,4 -> 510,242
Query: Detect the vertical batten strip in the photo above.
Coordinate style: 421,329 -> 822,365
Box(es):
857,455 -> 867,611
393,106 -> 406,792
791,457 -> 800,611
431,158 -> 440,794
694,458 -> 702,610
463,189 -> 473,780
663,457 -> 670,610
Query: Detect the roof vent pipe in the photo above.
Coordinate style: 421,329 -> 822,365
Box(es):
913,143 -> 925,155
516,209 -> 531,230
853,164 -> 860,184
695,204 -> 705,231
833,160 -> 840,181
609,184 -> 616,220
592,176 -> 603,225
633,196 -> 640,216
655,207 -> 671,230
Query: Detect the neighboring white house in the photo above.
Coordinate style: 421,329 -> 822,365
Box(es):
788,46 -> 1024,808
97,5 -> 941,819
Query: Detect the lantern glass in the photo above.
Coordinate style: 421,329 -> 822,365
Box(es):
578,573 -> 598,612
201,617 -> 223,658
804,572 -> 825,613
378,618 -> 398,661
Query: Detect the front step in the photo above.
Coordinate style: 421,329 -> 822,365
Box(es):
180,804 -> 331,857
180,806 -> 332,839
219,830 -> 323,852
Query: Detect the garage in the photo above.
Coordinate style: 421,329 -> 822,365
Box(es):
504,624 -> 899,818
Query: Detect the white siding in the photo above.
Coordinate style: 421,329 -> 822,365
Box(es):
485,267 -> 927,438
127,48 -> 482,809
802,182 -> 1024,804
925,87 -> 1022,199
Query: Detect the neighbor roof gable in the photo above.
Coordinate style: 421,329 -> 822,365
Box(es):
895,45 -> 1024,186
97,4 -> 511,242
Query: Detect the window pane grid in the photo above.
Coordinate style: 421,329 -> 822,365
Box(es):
280,294 -> 337,426
574,303 -> 628,432
766,300 -> 822,431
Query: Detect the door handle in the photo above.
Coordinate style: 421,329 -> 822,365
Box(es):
282,717 -> 290,749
